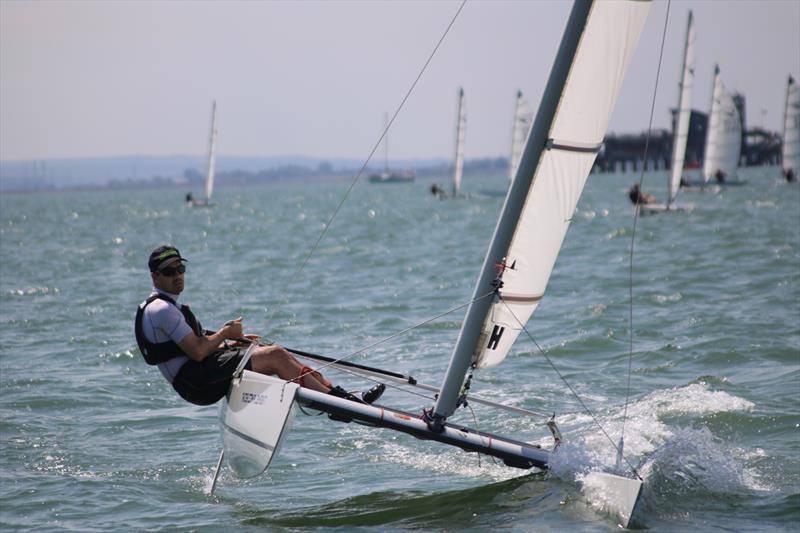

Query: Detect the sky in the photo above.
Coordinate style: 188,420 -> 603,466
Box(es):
1,0 -> 798,163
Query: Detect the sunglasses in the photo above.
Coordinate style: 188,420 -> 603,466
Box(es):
159,264 -> 186,277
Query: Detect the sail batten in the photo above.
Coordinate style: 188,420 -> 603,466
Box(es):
547,139 -> 603,153
431,0 -> 650,422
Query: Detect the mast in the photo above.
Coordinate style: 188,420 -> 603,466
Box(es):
205,100 -> 218,202
430,0 -> 650,427
667,10 -> 694,208
452,87 -> 466,196
384,112 -> 390,174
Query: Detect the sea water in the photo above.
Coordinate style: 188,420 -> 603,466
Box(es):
1,167 -> 798,531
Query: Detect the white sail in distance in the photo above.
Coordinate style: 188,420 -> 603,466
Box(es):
205,101 -> 218,202
668,10 -> 695,207
433,0 -> 650,421
783,76 -> 800,180
703,67 -> 741,182
453,88 -> 466,196
509,90 -> 533,184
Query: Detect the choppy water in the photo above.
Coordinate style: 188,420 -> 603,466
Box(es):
1,167 -> 798,532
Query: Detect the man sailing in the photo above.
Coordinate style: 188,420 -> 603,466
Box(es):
135,245 -> 384,409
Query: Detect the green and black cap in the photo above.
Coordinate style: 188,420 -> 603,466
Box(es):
148,245 -> 188,272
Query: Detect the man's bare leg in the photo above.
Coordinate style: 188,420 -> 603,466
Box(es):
250,345 -> 332,392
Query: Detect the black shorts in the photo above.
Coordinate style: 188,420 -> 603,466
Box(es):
172,349 -> 253,406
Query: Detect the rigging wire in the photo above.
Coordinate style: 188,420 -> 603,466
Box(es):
622,0 -> 672,440
294,290 -> 495,387
261,0 -> 468,338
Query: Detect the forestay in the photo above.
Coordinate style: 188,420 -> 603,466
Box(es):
433,0 -> 650,421
782,76 -> 800,179
702,67 -> 741,182
453,88 -> 467,196
205,101 -> 218,202
667,11 -> 695,207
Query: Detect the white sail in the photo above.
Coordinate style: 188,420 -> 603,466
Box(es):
702,67 -> 741,182
668,10 -> 695,206
783,76 -> 800,179
453,87 -> 466,196
205,101 -> 218,202
432,0 -> 650,421
509,90 -> 533,184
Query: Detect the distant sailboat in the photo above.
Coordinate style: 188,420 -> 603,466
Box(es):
368,113 -> 415,183
641,10 -> 695,213
188,101 -> 218,207
215,0 -> 651,527
782,76 -> 799,182
702,66 -> 744,185
508,90 -> 533,185
452,87 -> 466,196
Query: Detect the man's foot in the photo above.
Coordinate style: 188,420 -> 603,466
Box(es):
328,385 -> 361,403
327,386 -> 358,422
361,383 -> 386,404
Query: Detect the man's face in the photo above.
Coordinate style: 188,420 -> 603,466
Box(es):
152,260 -> 185,295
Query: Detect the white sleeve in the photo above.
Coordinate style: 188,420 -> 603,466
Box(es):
146,301 -> 194,344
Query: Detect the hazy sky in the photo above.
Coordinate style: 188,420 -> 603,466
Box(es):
1,0 -> 798,162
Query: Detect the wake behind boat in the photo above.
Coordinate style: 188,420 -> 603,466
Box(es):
214,0 -> 652,528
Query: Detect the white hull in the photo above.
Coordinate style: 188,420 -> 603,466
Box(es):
640,202 -> 694,213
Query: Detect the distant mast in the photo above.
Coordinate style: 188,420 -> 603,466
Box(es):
509,90 -> 532,184
205,101 -> 218,203
668,10 -> 695,207
452,88 -> 466,196
384,112 -> 390,174
783,76 -> 800,181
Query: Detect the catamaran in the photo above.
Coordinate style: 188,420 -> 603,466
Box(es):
188,101 -> 218,207
701,66 -> 744,186
368,113 -> 416,183
782,76 -> 799,182
215,0 -> 651,527
641,10 -> 695,213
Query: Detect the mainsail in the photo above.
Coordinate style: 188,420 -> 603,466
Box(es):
432,0 -> 650,421
702,66 -> 741,182
667,10 -> 695,207
453,87 -> 466,196
205,100 -> 218,202
509,90 -> 533,184
783,76 -> 800,180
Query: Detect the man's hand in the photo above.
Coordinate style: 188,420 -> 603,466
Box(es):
222,317 -> 244,339
232,333 -> 261,347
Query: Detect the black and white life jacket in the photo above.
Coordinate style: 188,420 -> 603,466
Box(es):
134,293 -> 204,365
